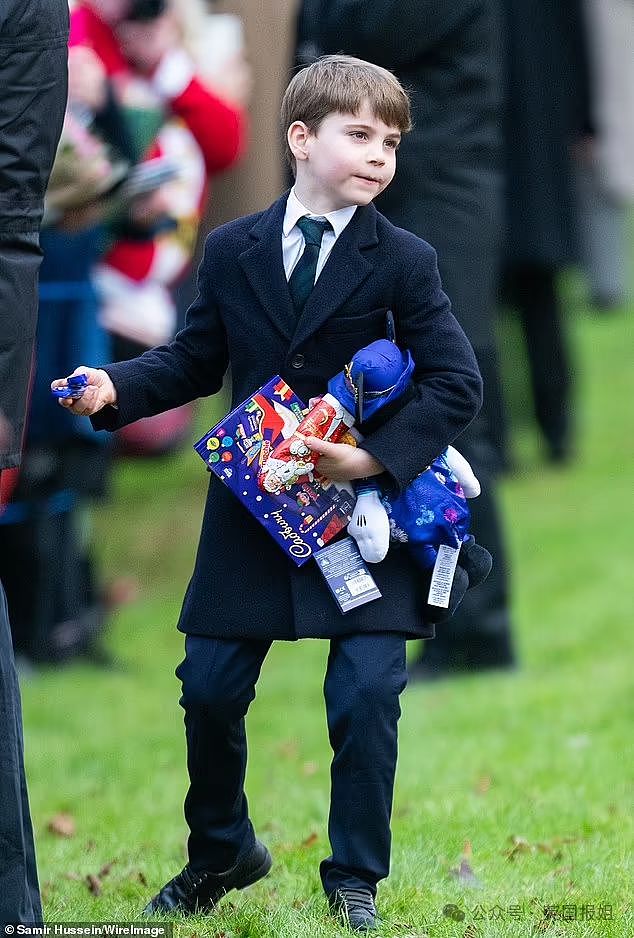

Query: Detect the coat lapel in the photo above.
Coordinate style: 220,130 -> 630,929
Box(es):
238,196 -> 379,348
238,193 -> 296,341
290,203 -> 378,351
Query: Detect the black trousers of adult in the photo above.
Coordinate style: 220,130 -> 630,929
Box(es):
504,263 -> 573,459
176,631 -> 408,897
0,582 -> 42,927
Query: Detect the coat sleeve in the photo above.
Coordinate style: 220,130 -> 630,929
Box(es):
147,47 -> 245,175
359,242 -> 482,491
305,0 -> 479,68
169,77 -> 246,175
91,234 -> 229,432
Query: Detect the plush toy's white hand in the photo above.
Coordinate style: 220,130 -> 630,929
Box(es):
445,445 -> 481,497
348,488 -> 391,563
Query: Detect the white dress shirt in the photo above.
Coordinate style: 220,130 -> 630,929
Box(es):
282,187 -> 357,283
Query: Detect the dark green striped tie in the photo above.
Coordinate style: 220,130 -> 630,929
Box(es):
289,216 -> 332,314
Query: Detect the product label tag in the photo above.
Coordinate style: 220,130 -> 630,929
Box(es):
314,536 -> 382,614
427,543 -> 460,608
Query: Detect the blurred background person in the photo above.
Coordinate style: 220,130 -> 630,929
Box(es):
0,0 -> 68,923
0,50 -> 131,667
0,0 -> 250,668
295,0 -> 516,678
500,0 -> 591,465
70,0 -> 247,455
575,0 -> 634,311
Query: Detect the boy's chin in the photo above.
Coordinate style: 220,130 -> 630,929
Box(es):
354,192 -> 377,205
345,189 -> 379,208
348,180 -> 387,206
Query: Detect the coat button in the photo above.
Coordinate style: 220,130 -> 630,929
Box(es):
291,353 -> 305,369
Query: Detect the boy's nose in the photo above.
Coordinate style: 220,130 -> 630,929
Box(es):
368,151 -> 385,166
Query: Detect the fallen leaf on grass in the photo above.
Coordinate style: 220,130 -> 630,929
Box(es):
276,739 -> 299,758
505,835 -> 532,859
394,803 -> 413,819
137,871 -> 148,887
301,832 -> 318,848
47,813 -> 76,838
505,834 -> 578,860
475,775 -> 491,795
41,881 -> 54,901
98,860 -> 116,878
86,874 -> 101,896
104,575 -> 141,608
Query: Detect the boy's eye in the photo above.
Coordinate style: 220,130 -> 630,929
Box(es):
385,139 -> 399,150
350,131 -> 367,140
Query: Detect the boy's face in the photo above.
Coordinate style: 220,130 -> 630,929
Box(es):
289,101 -> 401,213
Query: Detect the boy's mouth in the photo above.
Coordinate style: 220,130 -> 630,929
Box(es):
354,175 -> 382,186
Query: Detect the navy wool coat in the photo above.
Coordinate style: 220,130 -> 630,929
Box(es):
92,193 -> 482,641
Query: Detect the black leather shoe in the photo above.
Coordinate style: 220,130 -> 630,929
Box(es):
328,887 -> 378,931
142,839 -> 272,915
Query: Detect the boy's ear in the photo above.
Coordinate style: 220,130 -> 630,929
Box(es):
287,121 -> 311,163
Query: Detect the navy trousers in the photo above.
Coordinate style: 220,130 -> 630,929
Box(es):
176,631 -> 408,896
0,582 -> 42,926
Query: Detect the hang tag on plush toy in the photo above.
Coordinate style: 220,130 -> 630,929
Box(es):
427,544 -> 461,608
314,536 -> 382,614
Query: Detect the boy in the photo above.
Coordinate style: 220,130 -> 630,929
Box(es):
53,56 -> 482,931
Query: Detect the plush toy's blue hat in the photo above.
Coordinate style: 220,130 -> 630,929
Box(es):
328,339 -> 415,423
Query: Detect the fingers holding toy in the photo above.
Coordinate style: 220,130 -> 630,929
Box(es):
51,366 -> 117,416
303,436 -> 385,482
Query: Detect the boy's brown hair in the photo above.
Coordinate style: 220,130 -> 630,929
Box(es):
281,54 -> 412,171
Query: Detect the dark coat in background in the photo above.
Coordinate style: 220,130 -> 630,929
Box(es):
297,0 -> 504,348
0,0 -> 69,926
297,1 -> 515,662
92,194 -> 482,642
502,0 -> 591,267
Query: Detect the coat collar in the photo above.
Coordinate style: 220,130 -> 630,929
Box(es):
238,191 -> 379,349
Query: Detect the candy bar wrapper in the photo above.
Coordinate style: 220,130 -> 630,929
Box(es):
194,377 -> 354,566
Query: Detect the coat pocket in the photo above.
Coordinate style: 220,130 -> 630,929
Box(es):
319,306 -> 389,339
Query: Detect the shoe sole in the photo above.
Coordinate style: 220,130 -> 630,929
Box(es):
233,848 -> 273,892
210,848 -> 273,906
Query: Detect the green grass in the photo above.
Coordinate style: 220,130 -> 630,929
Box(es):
21,295 -> 633,937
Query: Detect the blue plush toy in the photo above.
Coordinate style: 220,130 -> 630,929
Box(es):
328,339 -> 492,617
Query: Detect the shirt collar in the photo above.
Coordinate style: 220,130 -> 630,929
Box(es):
283,187 -> 357,239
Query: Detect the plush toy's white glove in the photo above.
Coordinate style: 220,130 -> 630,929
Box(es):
348,486 -> 391,563
445,445 -> 481,497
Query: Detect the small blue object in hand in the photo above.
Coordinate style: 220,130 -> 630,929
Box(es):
51,373 -> 88,399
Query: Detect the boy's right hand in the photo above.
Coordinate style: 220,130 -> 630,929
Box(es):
51,367 -> 117,416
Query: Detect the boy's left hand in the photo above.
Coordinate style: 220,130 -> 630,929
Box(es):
304,437 -> 385,482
